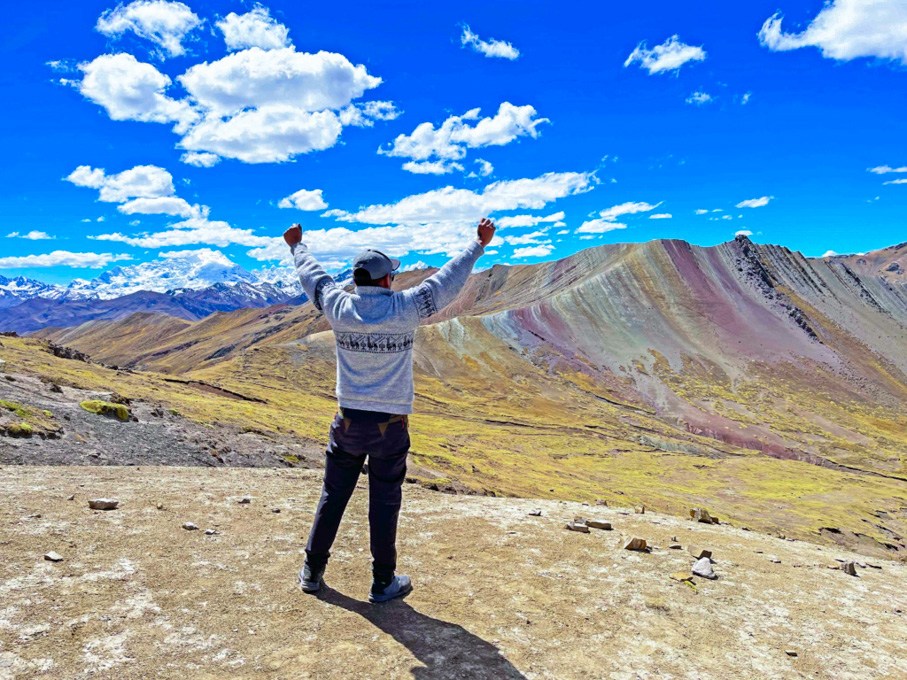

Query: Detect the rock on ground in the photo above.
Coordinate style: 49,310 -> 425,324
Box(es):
1,466 -> 906,680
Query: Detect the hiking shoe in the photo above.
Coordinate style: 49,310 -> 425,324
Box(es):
369,574 -> 412,603
298,564 -> 325,593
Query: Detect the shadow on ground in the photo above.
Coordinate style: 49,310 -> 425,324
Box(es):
318,585 -> 527,679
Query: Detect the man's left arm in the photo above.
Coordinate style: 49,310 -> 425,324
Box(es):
284,224 -> 337,314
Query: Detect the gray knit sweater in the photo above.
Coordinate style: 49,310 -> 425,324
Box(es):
291,240 -> 485,414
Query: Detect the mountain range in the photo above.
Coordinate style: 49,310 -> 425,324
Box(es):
0,249 -> 323,332
13,235 -> 907,556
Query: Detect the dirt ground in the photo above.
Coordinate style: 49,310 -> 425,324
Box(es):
1,465 -> 905,680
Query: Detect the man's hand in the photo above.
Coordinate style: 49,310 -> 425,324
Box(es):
476,217 -> 495,247
284,223 -> 303,247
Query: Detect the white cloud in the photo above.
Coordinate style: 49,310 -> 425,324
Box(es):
576,219 -> 628,234
249,172 -> 594,262
180,151 -> 220,167
0,251 -> 132,268
327,172 -> 594,226
624,35 -> 706,74
736,196 -> 773,208
157,247 -> 234,265
474,159 -> 494,177
179,47 -> 380,117
694,208 -> 709,215
555,229 -> 569,235
512,244 -> 554,258
380,103 -> 548,173
460,25 -> 520,60
179,106 -> 344,164
649,213 -> 672,219
95,0 -> 201,58
278,188 -> 328,211
65,164 -> 174,202
401,160 -> 464,175
741,92 -> 752,104
735,229 -> 753,237
496,211 -> 564,229
868,165 -> 907,174
759,0 -> 907,64
117,196 -> 204,217
402,260 -> 429,272
503,230 -> 550,246
6,231 -> 54,240
216,4 -> 291,51
686,91 -> 713,105
599,201 -> 661,221
822,250 -> 840,257
883,178 -> 907,185
72,46 -> 392,166
73,53 -> 196,127
92,216 -> 271,249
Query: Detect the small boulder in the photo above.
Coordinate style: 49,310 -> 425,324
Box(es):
842,561 -> 858,576
565,521 -> 590,533
182,522 -> 199,531
634,505 -> 645,515
623,537 -> 648,551
528,509 -> 542,517
688,546 -> 712,560
585,519 -> 612,530
785,650 -> 798,658
238,496 -> 252,505
271,508 -> 281,514
595,499 -> 608,506
690,508 -> 716,524
204,529 -> 218,536
669,542 -> 683,550
44,552 -> 63,562
692,557 -> 717,580
66,494 -> 75,501
88,498 -> 119,510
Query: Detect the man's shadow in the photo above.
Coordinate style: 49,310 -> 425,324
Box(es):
317,585 -> 528,679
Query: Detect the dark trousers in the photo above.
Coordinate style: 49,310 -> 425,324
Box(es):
305,411 -> 410,583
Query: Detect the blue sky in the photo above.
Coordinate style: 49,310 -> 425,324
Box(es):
2,0 -> 906,285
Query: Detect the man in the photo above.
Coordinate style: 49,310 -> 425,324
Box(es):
285,217 -> 495,603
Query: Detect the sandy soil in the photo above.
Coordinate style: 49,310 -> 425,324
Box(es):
1,466 -> 906,679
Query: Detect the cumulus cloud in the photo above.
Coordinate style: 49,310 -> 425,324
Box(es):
117,196 -> 205,217
473,159 -> 494,177
6,231 -> 54,240
736,196 -> 773,208
180,151 -> 220,167
92,216 -> 271,248
599,201 -> 661,221
735,229 -> 753,237
96,0 -> 201,58
686,91 -> 713,105
822,250 -> 840,257
649,213 -> 672,219
0,250 -> 132,268
216,4 -> 291,51
740,92 -> 752,105
694,209 -> 709,215
65,164 -> 174,202
71,45 -> 393,165
576,219 -> 628,234
248,172 -> 594,262
402,260 -> 429,272
868,165 -> 907,173
402,160 -> 465,175
502,230 -> 550,246
883,178 -> 907,185
380,103 -> 548,173
278,188 -> 328,211
72,53 -> 196,127
460,25 -> 520,60
496,211 -> 564,229
512,244 -> 554,258
624,35 -> 706,74
759,0 -> 907,64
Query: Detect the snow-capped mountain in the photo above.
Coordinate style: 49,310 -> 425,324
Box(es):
0,275 -> 66,309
